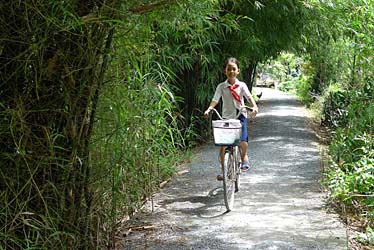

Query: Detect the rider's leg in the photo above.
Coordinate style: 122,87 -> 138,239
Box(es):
240,141 -> 249,163
216,146 -> 226,180
239,114 -> 250,170
220,146 -> 226,167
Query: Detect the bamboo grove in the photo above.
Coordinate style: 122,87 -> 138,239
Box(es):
1,0 -> 373,249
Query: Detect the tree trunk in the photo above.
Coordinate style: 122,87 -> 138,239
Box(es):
242,59 -> 258,92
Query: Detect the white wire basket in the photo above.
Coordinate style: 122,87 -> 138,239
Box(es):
212,119 -> 242,146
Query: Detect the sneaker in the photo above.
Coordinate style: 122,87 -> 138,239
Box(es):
216,174 -> 223,181
241,162 -> 250,172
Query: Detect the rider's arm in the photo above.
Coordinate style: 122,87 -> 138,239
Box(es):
242,84 -> 258,117
247,94 -> 258,116
204,100 -> 218,117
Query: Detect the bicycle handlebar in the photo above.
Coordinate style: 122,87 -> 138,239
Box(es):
208,106 -> 254,120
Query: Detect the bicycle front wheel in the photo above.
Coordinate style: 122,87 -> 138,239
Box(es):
222,150 -> 235,212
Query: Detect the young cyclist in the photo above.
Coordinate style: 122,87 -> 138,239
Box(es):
204,57 -> 258,180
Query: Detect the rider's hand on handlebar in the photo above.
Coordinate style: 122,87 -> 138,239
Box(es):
204,108 -> 213,118
251,106 -> 258,117
241,105 -> 258,118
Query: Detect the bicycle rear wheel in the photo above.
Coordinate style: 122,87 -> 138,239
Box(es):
222,149 -> 235,211
234,146 -> 241,192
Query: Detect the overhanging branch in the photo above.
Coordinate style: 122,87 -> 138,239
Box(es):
130,0 -> 178,14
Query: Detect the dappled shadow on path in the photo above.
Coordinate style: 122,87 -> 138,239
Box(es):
122,232 -> 244,250
156,187 -> 228,218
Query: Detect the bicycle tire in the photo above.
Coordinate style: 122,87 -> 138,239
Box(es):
234,146 -> 241,192
222,149 -> 235,211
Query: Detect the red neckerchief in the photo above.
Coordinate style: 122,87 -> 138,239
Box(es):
228,84 -> 241,104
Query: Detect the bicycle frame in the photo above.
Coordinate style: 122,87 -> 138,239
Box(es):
209,107 -> 252,212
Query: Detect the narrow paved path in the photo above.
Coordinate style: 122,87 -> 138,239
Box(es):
121,88 -> 347,250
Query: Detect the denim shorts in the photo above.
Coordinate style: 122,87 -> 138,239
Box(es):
239,114 -> 248,142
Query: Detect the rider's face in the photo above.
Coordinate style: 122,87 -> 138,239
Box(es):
224,62 -> 240,80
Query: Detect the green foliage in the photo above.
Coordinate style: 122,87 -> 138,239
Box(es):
260,52 -> 303,77
328,102 -> 373,165
320,85 -> 349,128
222,0 -> 309,63
216,1 -> 311,88
260,52 -> 312,103
324,88 -> 374,235
278,80 -> 296,93
151,0 -> 230,102
326,158 -> 374,199
300,1 -> 373,94
90,59 -> 186,223
0,0 -> 119,248
356,226 -> 374,246
87,7 -> 200,245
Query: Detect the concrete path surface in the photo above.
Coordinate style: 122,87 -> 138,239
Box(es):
120,88 -> 348,250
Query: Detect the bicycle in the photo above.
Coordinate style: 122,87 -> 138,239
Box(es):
208,107 -> 253,212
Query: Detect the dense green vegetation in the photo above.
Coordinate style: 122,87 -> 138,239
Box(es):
0,0 -> 372,249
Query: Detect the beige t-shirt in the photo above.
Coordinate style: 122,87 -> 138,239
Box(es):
212,79 -> 251,119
